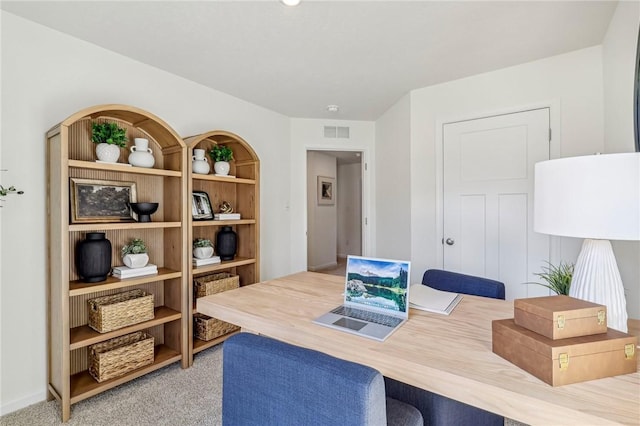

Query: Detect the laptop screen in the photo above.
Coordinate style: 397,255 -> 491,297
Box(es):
345,256 -> 411,315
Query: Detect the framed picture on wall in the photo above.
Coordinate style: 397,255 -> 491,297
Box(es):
317,176 -> 335,205
70,178 -> 137,223
192,191 -> 213,220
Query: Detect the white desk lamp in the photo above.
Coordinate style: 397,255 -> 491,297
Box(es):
534,153 -> 640,333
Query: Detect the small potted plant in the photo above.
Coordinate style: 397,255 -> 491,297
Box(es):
193,238 -> 214,259
529,261 -> 574,295
121,238 -> 149,268
91,121 -> 128,163
209,144 -> 234,176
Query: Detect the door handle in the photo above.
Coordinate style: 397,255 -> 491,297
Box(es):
445,238 -> 455,246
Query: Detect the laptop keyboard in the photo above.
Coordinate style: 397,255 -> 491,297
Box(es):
332,306 -> 403,327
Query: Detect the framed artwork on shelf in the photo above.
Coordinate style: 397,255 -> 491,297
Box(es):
317,176 -> 335,205
70,178 -> 136,223
192,191 -> 213,220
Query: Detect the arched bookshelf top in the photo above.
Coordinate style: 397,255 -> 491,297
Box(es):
51,104 -> 185,151
184,130 -> 259,164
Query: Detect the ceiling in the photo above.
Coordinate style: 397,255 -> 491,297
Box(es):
1,1 -> 617,121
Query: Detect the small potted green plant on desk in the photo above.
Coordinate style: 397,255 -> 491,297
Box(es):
530,261 -> 574,295
209,144 -> 234,176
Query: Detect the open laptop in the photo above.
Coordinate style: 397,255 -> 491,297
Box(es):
313,255 -> 411,341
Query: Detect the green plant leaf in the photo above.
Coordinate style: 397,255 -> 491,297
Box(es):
527,261 -> 574,295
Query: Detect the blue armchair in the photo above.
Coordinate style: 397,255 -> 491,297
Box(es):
385,269 -> 506,426
222,333 -> 423,426
422,269 -> 505,300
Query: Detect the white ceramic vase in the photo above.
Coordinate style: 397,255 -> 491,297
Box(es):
214,161 -> 230,176
193,246 -> 214,259
192,149 -> 210,175
95,143 -> 121,163
128,138 -> 155,168
122,253 -> 149,268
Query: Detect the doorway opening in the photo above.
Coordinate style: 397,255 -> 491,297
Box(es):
306,150 -> 363,277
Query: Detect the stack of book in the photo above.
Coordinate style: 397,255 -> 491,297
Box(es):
193,256 -> 221,267
214,213 -> 241,220
112,264 -> 158,279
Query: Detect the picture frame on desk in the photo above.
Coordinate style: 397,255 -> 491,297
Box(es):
317,176 -> 335,205
70,178 -> 137,223
192,191 -> 213,220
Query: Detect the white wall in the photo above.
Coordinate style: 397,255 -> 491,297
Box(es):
375,93 -> 412,262
407,47 -> 605,285
337,162 -> 362,258
290,119 -> 375,272
307,151 -> 337,270
0,12 -> 291,414
602,1 -> 640,319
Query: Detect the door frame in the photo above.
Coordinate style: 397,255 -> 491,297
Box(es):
305,147 -> 371,261
434,100 -> 561,270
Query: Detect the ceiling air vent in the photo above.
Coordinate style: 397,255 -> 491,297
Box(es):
323,126 -> 350,139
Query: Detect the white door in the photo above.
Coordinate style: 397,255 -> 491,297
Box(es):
443,108 -> 550,300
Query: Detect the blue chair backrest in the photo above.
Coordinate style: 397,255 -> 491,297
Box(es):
422,269 -> 505,300
222,333 -> 387,426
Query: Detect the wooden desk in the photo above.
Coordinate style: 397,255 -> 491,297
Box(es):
197,272 -> 640,425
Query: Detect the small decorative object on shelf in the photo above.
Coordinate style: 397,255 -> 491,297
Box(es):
76,232 -> 112,283
121,238 -> 149,268
129,202 -> 159,222
193,238 -> 214,259
192,191 -> 213,220
128,138 -> 155,168
209,144 -> 233,176
192,148 -> 210,175
112,264 -> 158,279
91,122 -> 127,163
215,200 -> 241,220
216,226 -> 237,260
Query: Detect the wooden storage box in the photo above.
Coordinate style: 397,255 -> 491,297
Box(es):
194,272 -> 239,298
193,312 -> 240,341
514,295 -> 607,339
88,331 -> 155,383
88,289 -> 154,333
492,319 -> 637,386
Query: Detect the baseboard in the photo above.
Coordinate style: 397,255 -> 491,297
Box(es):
308,261 -> 338,272
1,390 -> 47,416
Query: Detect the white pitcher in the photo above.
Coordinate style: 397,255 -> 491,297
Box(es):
192,148 -> 210,174
128,138 -> 155,168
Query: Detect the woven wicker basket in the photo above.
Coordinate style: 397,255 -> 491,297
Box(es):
194,272 -> 239,298
88,289 -> 154,333
193,313 -> 240,341
88,331 -> 154,383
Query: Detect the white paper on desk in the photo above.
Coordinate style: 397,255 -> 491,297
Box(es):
409,284 -> 462,315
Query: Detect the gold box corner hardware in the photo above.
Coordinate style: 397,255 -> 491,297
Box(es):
624,343 -> 635,360
558,353 -> 569,370
597,310 -> 606,325
556,315 -> 565,330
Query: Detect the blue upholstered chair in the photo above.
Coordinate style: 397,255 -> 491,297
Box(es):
422,269 -> 505,300
222,333 -> 423,426
385,269 -> 506,426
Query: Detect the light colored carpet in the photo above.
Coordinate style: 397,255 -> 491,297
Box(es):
1,345 -> 223,426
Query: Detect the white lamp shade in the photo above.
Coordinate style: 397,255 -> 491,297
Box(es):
534,153 -> 640,241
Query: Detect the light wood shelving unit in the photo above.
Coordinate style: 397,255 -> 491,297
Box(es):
184,131 -> 260,363
46,105 -> 189,421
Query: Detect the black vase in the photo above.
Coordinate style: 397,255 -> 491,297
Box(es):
216,226 -> 237,261
76,232 -> 112,283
